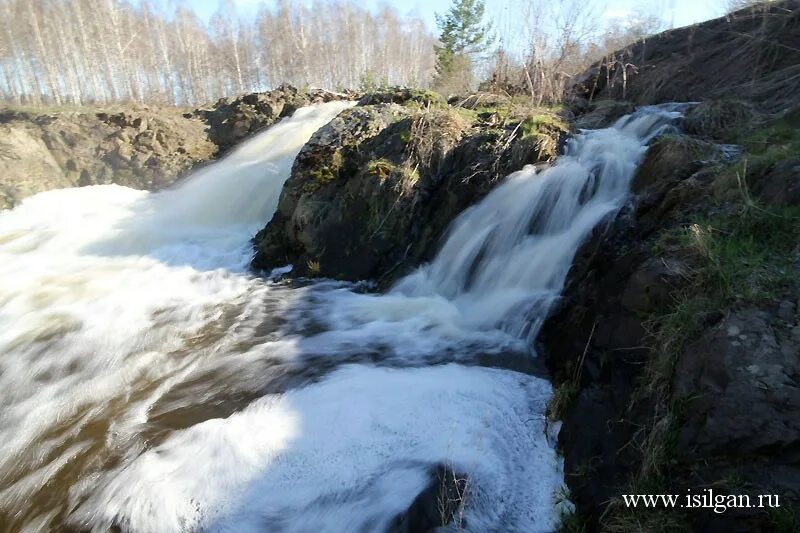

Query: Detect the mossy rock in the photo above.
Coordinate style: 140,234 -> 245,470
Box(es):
366,158 -> 395,180
633,135 -> 722,193
684,99 -> 758,142
252,88 -> 570,284
357,87 -> 446,108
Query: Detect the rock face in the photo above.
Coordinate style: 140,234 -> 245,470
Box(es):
252,91 -> 569,283
572,0 -> 800,113
0,86 -> 353,210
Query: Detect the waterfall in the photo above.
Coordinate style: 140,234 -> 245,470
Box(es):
0,103 -> 682,532
393,105 -> 684,338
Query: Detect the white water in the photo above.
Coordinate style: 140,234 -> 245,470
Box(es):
0,102 -> 682,532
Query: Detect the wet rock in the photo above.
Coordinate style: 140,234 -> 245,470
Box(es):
621,257 -> 689,314
558,385 -> 643,519
388,464 -> 469,533
574,99 -> 634,130
778,300 -> 797,323
548,4 -> 800,530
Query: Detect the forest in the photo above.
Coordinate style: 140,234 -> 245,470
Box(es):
0,0 -> 437,106
0,0 -> 670,108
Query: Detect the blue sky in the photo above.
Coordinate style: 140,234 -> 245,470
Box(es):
173,0 -> 728,30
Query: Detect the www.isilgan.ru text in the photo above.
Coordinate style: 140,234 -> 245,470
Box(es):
622,489 -> 781,514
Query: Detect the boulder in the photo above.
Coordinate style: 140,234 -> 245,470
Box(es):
0,105 -> 215,209
252,96 -> 569,283
0,86 -> 349,210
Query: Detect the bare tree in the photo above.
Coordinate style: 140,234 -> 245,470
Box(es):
0,0 -> 437,107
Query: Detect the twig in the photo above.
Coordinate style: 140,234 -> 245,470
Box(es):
574,321 -> 597,384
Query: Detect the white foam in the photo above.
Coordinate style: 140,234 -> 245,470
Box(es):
70,364 -> 562,533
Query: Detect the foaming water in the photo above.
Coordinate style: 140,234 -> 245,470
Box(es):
0,103 -> 683,532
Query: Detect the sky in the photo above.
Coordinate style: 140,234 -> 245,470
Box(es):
174,0 -> 730,30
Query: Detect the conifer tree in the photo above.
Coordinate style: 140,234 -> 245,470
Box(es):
433,0 -> 492,93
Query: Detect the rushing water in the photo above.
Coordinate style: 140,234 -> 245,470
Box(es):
0,102 -> 682,532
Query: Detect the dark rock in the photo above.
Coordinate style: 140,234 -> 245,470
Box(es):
559,386 -> 644,520
674,308 -> 800,457
574,99 -> 635,130
547,4 -> 800,530
621,257 -> 689,314
388,464 -> 468,533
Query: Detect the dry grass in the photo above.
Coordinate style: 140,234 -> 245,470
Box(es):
406,105 -> 473,173
305,260 -> 321,275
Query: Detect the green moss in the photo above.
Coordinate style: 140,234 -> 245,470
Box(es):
366,158 -> 395,180
304,149 -> 344,193
453,107 -> 478,122
402,165 -> 421,184
682,204 -> 799,302
359,87 -> 446,108
643,294 -> 713,401
398,123 -> 412,144
473,103 -> 511,121
521,113 -> 569,138
401,88 -> 447,108
643,202 -> 799,396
